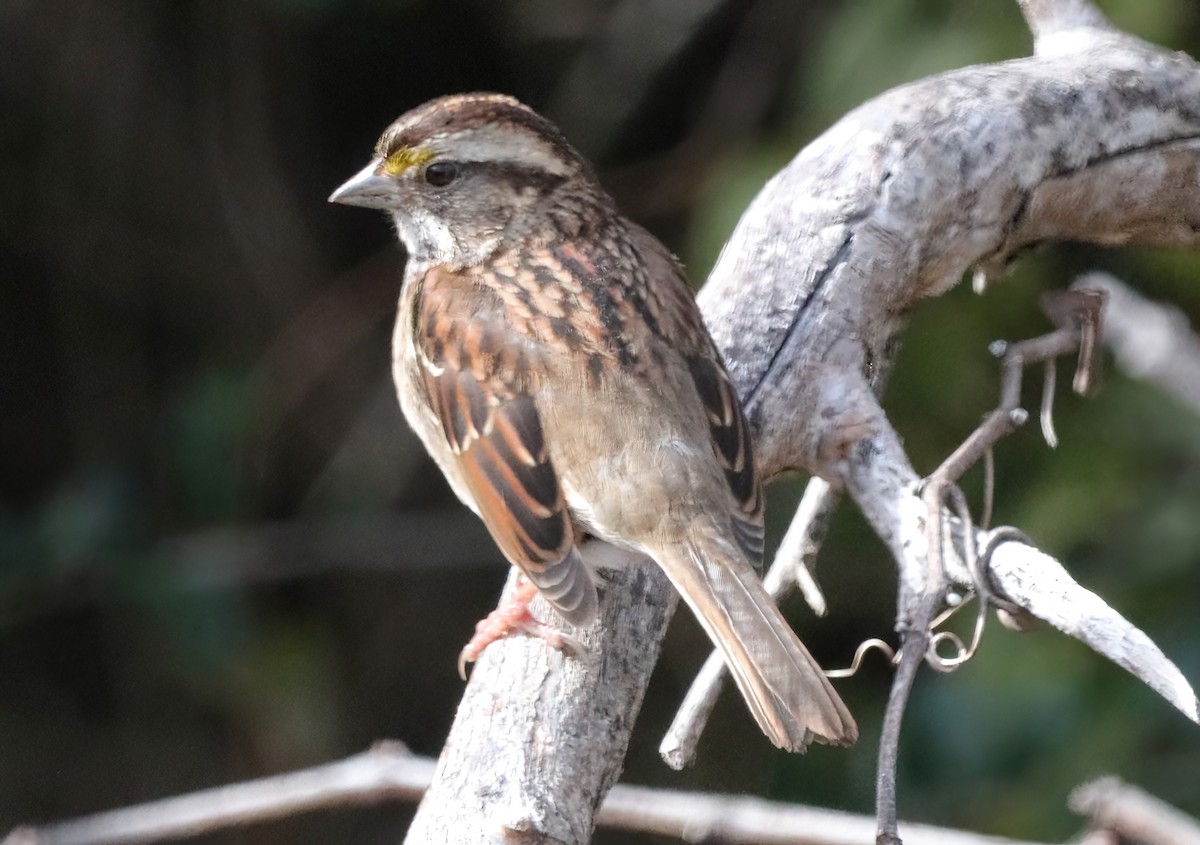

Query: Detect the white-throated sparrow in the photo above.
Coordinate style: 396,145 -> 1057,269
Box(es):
329,93 -> 856,750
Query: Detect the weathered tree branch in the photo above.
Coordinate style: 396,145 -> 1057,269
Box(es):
408,0 -> 1200,840
404,557 -> 675,844
2,743 -> 433,845
1071,777 -> 1200,845
688,1 -> 1200,838
1072,272 -> 1200,414
0,743 -> 1056,845
14,745 -> 1199,845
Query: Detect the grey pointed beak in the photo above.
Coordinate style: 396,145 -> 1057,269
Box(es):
328,159 -> 394,208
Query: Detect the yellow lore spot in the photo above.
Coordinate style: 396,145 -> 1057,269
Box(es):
383,146 -> 434,175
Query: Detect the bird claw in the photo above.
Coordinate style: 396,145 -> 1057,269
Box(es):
457,579 -> 585,680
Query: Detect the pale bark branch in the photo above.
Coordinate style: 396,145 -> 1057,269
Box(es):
1072,272 -> 1200,415
666,0 -> 1200,783
683,0 -> 1200,836
16,747 -> 1198,845
14,748 -> 1195,845
599,785 -> 1040,845
403,558 -> 675,844
1070,777 -> 1200,845
987,539 -> 1199,722
1,744 -> 1054,845
2,742 -> 432,845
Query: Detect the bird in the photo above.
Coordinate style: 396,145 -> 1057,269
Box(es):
328,92 -> 857,751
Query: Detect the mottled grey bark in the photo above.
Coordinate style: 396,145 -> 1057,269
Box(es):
404,562 -> 675,844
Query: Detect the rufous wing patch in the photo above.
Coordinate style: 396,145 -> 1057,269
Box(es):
416,266 -> 598,624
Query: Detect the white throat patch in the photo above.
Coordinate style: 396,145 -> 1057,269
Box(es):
392,208 -> 456,269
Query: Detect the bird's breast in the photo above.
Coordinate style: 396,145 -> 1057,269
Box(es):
391,278 -> 482,517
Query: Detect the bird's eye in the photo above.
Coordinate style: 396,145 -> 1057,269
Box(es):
424,161 -> 459,187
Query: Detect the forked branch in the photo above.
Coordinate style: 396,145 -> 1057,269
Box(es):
687,0 -> 1200,840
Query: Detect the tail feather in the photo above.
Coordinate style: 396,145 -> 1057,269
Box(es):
655,533 -> 857,751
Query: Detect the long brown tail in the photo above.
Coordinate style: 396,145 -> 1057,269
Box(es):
654,531 -> 857,751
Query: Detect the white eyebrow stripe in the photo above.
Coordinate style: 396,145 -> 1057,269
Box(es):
430,125 -> 573,176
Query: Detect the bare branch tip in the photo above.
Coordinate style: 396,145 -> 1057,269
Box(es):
369,738 -> 412,757
1,828 -> 39,845
1018,0 -> 1114,42
795,565 -> 829,617
659,745 -> 691,771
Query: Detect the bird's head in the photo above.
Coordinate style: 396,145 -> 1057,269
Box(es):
329,93 -> 596,269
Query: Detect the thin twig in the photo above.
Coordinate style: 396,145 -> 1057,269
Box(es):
1069,777 -> 1200,845
876,476 -> 950,845
877,293 -> 1106,843
1072,273 -> 1200,414
874,597 -> 938,845
3,744 -> 1056,845
1041,361 -> 1058,448
981,447 -> 995,531
2,742 -> 432,845
777,478 -> 843,617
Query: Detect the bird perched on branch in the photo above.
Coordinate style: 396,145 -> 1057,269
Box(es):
329,93 -> 856,751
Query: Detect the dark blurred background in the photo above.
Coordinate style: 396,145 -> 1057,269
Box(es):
2,0 -> 1199,842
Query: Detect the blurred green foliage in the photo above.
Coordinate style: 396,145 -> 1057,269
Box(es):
1,0 -> 1198,842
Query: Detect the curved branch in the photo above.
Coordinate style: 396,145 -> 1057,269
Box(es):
987,537 -> 1199,722
699,11 -> 1200,484
688,1 -> 1200,835
694,0 -> 1200,703
410,0 -> 1200,840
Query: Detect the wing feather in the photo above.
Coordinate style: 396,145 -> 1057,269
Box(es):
415,269 -> 597,624
686,354 -> 765,568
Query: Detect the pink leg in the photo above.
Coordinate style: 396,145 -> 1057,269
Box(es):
457,577 -> 582,679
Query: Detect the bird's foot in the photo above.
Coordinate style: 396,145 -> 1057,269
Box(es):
457,577 -> 582,679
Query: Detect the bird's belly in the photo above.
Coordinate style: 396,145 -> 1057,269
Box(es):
547,393 -> 710,549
